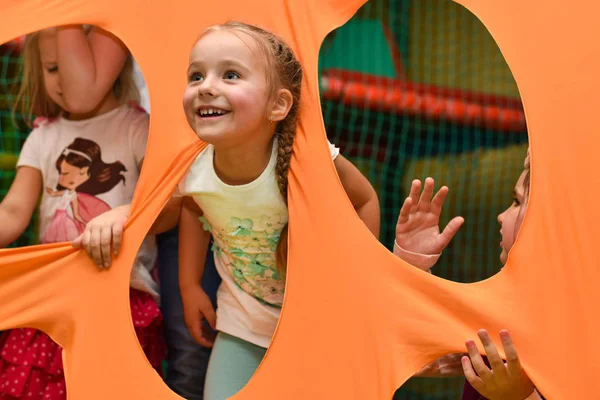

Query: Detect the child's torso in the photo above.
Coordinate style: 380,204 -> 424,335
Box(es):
183,140 -> 288,307
22,106 -> 146,238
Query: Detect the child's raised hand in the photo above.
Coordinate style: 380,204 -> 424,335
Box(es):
72,204 -> 130,269
181,284 -> 217,348
462,329 -> 540,400
395,177 -> 464,259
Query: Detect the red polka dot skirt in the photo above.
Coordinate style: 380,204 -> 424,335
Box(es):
0,289 -> 165,399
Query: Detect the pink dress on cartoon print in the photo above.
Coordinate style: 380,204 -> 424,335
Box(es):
41,191 -> 111,244
0,106 -> 166,400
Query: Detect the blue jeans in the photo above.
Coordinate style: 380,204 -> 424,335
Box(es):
157,227 -> 221,400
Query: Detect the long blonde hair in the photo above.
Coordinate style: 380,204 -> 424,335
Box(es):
13,29 -> 140,127
198,22 -> 303,276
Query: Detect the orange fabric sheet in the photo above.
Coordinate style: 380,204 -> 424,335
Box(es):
0,0 -> 598,398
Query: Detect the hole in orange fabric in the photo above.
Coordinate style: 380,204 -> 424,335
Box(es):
0,25 -> 165,398
318,1 -> 529,396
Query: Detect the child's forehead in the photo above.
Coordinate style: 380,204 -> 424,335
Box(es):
514,170 -> 528,195
190,29 -> 261,61
38,31 -> 57,55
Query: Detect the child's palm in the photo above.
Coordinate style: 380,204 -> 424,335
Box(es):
396,210 -> 446,254
395,178 -> 464,256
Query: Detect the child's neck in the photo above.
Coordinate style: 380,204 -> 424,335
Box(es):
213,136 -> 274,186
65,92 -> 120,121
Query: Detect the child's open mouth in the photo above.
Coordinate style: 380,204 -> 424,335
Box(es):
196,107 -> 231,118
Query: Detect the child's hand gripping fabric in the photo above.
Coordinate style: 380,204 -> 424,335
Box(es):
462,330 -> 541,400
72,204 -> 130,268
395,177 -> 464,272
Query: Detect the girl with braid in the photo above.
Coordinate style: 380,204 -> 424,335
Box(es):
77,22 -> 379,399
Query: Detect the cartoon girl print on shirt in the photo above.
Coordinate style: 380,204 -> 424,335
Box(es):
41,137 -> 127,244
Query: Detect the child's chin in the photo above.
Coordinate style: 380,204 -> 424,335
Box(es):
194,130 -> 228,145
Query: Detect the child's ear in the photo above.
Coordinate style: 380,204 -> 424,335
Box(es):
269,88 -> 293,122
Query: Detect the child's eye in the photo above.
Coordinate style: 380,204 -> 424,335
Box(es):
46,66 -> 58,74
224,71 -> 240,80
512,196 -> 521,206
189,72 -> 203,82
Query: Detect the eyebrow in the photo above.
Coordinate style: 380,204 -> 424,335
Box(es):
513,188 -> 524,199
187,59 -> 251,74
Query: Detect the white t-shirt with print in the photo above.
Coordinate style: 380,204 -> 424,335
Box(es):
17,104 -> 158,298
179,138 -> 339,348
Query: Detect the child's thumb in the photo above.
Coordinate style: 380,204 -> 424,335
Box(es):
72,235 -> 83,248
204,305 -> 217,330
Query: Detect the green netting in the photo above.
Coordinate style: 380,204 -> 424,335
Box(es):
319,1 -> 528,398
0,41 -> 38,248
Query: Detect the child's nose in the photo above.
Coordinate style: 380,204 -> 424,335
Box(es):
197,78 -> 216,97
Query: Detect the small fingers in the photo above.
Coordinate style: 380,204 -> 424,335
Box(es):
418,177 -> 435,212
81,229 -> 92,262
187,314 -> 205,347
100,227 -> 112,269
397,197 -> 413,226
430,185 -> 449,216
204,305 -> 217,331
499,330 -> 524,378
465,339 -> 493,382
478,329 -> 508,383
112,222 -> 124,256
408,180 -> 422,213
72,234 -> 83,248
89,226 -> 104,268
461,356 -> 486,393
439,216 -> 464,247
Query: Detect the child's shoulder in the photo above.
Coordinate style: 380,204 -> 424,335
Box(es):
115,103 -> 149,134
126,101 -> 147,114
32,116 -> 59,129
187,145 -> 213,175
122,102 -> 150,120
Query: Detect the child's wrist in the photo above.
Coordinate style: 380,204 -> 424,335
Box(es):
180,281 -> 202,293
393,240 -> 441,271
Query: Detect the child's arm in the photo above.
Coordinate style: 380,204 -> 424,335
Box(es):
462,330 -> 542,400
0,167 -> 42,247
334,155 -> 380,239
150,197 -> 183,234
178,196 -> 216,347
394,177 -> 464,271
56,25 -> 129,113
